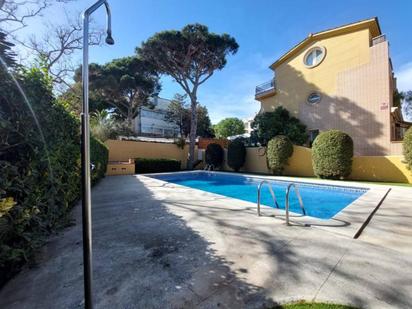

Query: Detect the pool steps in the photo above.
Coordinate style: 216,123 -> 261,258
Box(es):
257,180 -> 306,226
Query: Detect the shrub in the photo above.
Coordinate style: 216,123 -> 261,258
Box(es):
174,137 -> 186,149
135,158 -> 181,173
266,136 -> 294,175
227,139 -> 246,172
205,143 -> 224,167
312,130 -> 353,179
0,67 -> 78,284
0,66 -> 108,286
251,106 -> 307,145
90,136 -> 109,183
403,127 -> 412,170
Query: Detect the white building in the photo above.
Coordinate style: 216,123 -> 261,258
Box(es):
243,118 -> 254,134
133,97 -> 180,137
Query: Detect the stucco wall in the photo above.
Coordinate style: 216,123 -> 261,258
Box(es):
106,162 -> 135,176
258,27 -> 395,156
260,29 -> 371,115
224,146 -> 412,184
105,140 -> 411,183
105,139 -> 189,169
351,156 -> 412,183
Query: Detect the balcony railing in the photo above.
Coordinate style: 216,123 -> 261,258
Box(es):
255,79 -> 275,96
372,34 -> 386,46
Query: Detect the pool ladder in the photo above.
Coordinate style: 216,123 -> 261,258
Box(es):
257,180 -> 280,216
204,164 -> 215,171
257,181 -> 306,226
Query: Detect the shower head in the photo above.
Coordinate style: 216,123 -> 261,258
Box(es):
103,1 -> 114,45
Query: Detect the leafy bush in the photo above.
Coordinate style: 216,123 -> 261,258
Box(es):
90,110 -> 137,142
174,137 -> 186,149
214,117 -> 245,138
266,136 -> 294,175
205,143 -> 224,167
90,136 -> 109,183
227,139 -> 246,172
312,130 -> 353,179
0,65 -> 108,286
251,107 -> 307,145
135,158 -> 181,173
403,127 -> 412,170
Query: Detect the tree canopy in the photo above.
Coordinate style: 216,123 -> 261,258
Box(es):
136,24 -> 238,96
0,31 -> 16,67
214,117 -> 244,138
251,107 -> 307,145
75,56 -> 160,128
165,94 -> 214,138
165,94 -> 188,137
401,90 -> 412,121
137,23 -> 238,168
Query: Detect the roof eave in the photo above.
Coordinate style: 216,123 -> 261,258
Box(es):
269,17 -> 382,70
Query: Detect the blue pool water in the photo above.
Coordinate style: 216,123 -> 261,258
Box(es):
149,172 -> 367,219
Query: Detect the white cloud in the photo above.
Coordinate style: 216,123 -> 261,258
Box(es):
396,62 -> 412,92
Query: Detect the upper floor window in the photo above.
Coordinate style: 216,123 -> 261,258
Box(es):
307,92 -> 322,105
304,46 -> 326,68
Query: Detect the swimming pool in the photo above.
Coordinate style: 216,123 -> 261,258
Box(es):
149,172 -> 368,220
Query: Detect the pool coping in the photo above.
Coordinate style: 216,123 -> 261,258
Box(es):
139,170 -> 391,238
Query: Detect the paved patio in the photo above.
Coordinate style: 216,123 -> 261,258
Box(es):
0,175 -> 411,308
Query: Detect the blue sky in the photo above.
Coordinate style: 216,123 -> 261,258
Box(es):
22,0 -> 412,123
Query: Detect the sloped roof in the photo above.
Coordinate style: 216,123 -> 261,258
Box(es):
270,17 -> 382,70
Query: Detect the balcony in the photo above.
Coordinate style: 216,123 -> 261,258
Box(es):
372,34 -> 386,46
255,79 -> 276,99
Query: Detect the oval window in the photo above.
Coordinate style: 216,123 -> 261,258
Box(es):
307,92 -> 321,105
304,46 -> 326,68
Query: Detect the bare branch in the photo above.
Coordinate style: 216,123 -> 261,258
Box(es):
22,10 -> 104,92
0,0 -> 51,33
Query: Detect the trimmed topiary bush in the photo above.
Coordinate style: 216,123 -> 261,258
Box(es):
205,143 -> 224,168
403,127 -> 412,170
312,130 -> 353,179
227,139 -> 246,172
266,135 -> 294,175
135,158 -> 181,173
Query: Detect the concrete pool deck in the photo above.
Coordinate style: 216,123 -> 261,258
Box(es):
0,174 -> 411,308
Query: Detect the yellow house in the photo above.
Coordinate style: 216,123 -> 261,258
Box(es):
255,17 -> 410,156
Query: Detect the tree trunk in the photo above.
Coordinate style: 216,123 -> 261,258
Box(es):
187,98 -> 198,169
126,109 -> 133,131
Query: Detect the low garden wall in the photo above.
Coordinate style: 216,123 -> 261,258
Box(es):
224,146 -> 412,184
105,139 -> 190,169
105,140 -> 412,184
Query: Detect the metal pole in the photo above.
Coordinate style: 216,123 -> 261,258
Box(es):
81,10 -> 93,308
81,1 -> 113,308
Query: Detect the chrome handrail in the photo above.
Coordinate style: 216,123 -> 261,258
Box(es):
257,180 -> 280,216
285,183 -> 306,226
204,164 -> 215,171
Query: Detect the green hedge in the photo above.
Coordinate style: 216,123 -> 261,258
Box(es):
403,127 -> 412,170
312,130 -> 353,179
266,135 -> 294,175
135,158 -> 181,173
205,143 -> 224,167
0,66 -> 108,286
227,139 -> 246,172
91,136 -> 109,183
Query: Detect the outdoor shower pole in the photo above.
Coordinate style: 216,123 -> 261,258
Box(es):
81,1 -> 113,308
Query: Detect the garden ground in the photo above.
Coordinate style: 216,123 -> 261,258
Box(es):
0,175 -> 411,308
